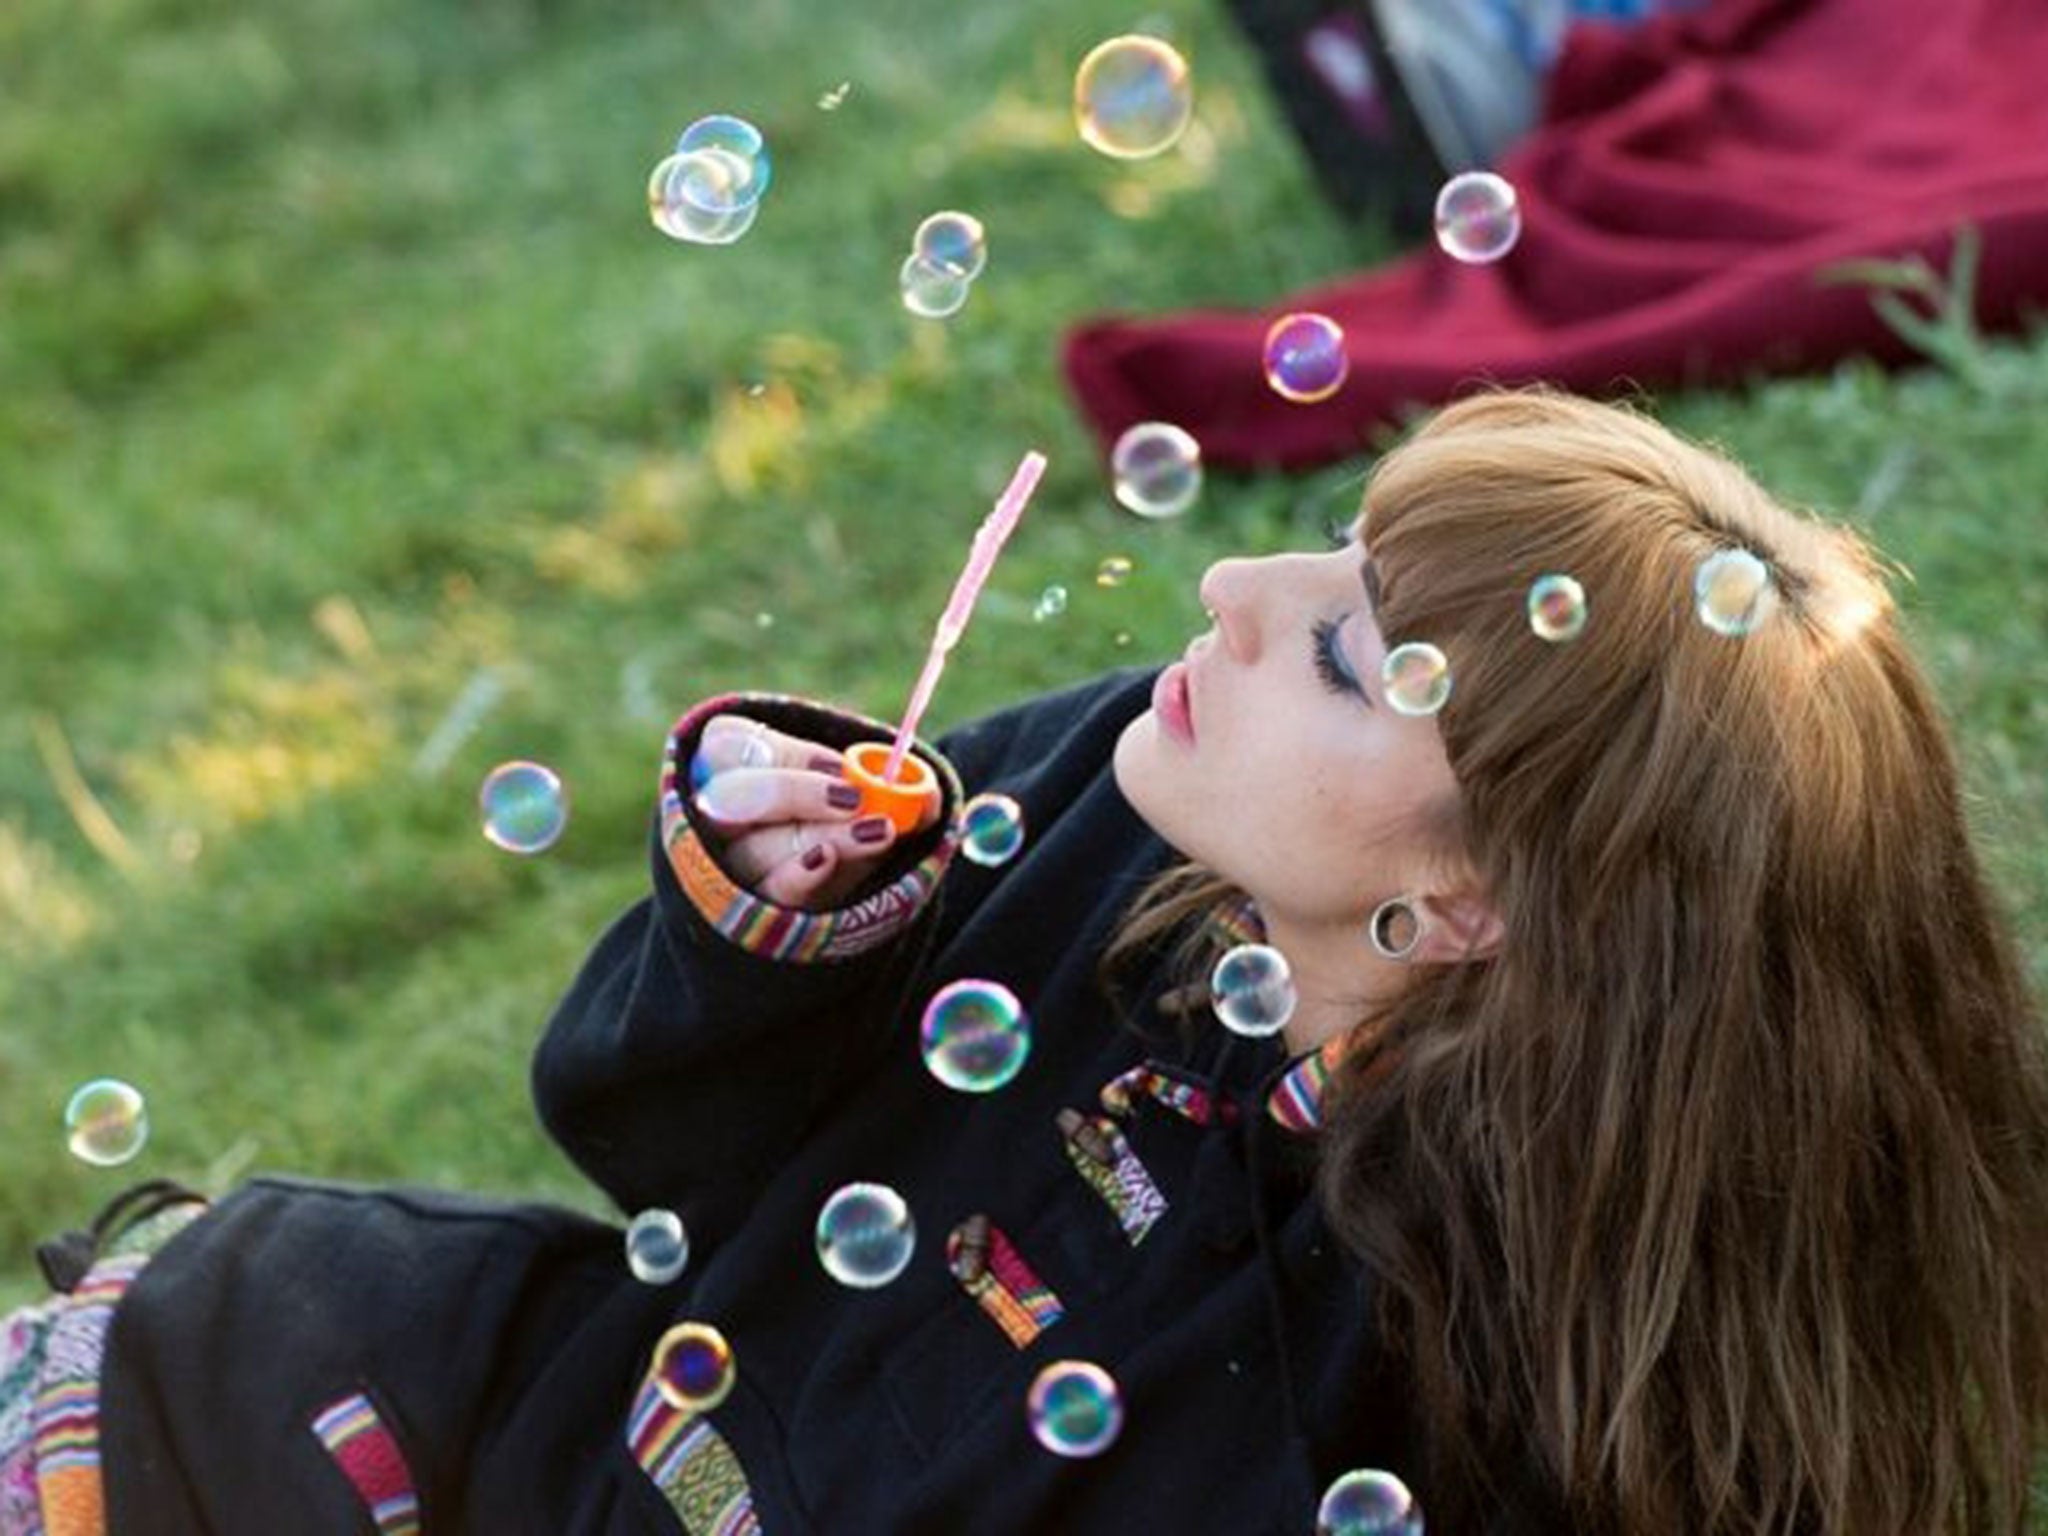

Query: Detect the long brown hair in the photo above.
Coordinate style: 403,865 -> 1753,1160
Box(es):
1113,391 -> 2048,1532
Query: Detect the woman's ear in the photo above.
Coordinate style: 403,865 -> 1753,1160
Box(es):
1411,888 -> 1503,964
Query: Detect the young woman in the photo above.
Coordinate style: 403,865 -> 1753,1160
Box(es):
6,390 -> 2046,1534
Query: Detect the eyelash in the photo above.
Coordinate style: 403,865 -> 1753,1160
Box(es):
1311,617 -> 1362,698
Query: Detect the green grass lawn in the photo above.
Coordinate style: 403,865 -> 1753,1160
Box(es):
4,0 -> 2047,1503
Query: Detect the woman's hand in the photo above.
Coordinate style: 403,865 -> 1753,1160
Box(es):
690,715 -> 912,910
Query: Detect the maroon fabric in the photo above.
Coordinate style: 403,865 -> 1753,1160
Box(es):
1062,0 -> 2048,471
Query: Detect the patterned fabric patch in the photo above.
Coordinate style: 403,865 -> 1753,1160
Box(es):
1058,1111 -> 1167,1246
1099,1061 -> 1238,1127
626,1369 -> 759,1536
946,1217 -> 1063,1349
309,1393 -> 421,1536
659,693 -> 961,963
1,1297 -> 60,1536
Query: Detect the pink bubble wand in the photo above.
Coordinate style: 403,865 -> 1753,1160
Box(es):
880,450 -> 1049,782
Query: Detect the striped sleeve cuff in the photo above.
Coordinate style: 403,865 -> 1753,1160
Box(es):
658,692 -> 962,964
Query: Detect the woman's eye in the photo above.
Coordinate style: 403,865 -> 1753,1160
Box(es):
1311,617 -> 1365,701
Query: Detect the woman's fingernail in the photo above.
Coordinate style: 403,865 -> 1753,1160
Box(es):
801,842 -> 830,871
826,782 -> 861,810
851,816 -> 892,845
809,753 -> 846,776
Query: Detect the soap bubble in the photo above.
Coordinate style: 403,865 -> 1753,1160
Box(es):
1317,1469 -> 1425,1535
900,253 -> 972,319
1027,1360 -> 1125,1457
1694,548 -> 1777,637
625,1208 -> 691,1285
650,1321 -> 735,1412
913,211 -> 988,282
648,150 -> 763,245
1381,642 -> 1452,717
672,114 -> 771,211
1075,35 -> 1193,159
816,1182 -> 916,1289
1210,944 -> 1297,1039
1262,312 -> 1349,403
480,760 -> 569,854
64,1078 -> 148,1167
1033,585 -> 1070,622
818,82 -> 852,111
1111,422 -> 1203,519
958,794 -> 1026,869
1433,171 -> 1521,264
921,978 -> 1031,1091
1094,555 -> 1134,588
1527,573 -> 1588,642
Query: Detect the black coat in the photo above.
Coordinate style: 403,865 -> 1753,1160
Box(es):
98,669 -> 1562,1533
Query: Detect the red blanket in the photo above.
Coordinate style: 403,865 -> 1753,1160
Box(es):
1062,0 -> 2048,470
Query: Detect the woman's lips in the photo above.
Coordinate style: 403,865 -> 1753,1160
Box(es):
1152,660 -> 1196,746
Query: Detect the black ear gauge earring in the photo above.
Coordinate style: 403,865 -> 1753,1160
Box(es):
1367,896 -> 1424,961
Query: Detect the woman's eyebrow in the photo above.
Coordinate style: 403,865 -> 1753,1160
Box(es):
1361,556 -> 1382,621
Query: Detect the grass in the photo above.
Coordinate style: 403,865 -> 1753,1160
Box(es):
2,0 -> 2046,1507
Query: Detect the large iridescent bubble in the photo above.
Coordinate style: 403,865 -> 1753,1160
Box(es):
1317,1468 -> 1425,1535
1074,35 -> 1193,160
1026,1360 -> 1125,1457
1110,422 -> 1203,519
920,978 -> 1031,1091
815,1182 -> 917,1289
1433,171 -> 1521,264
479,760 -> 569,854
64,1078 -> 148,1167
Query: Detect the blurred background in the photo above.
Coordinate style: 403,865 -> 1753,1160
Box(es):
2,0 -> 2043,1305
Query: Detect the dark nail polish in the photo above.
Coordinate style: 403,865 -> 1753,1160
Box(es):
851,815 -> 891,845
826,782 -> 862,810
809,753 -> 845,776
801,842 -> 829,871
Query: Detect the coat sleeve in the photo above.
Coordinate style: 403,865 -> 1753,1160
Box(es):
530,671 -> 1156,1247
530,690 -> 964,1247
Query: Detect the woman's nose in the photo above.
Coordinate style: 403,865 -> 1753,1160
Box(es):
1198,557 -> 1262,663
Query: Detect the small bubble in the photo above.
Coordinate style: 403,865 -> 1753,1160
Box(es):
1316,1468 -> 1425,1535
1210,944 -> 1297,1038
1111,423 -> 1203,519
816,1182 -> 917,1288
1380,642 -> 1452,717
957,794 -> 1026,869
1095,555 -> 1135,588
672,114 -> 771,211
1033,585 -> 1070,623
625,1208 -> 691,1285
913,210 -> 988,282
479,760 -> 569,854
1027,1360 -> 1125,1457
920,977 -> 1032,1091
64,1078 -> 148,1167
1694,548 -> 1776,637
650,1321 -> 735,1412
1262,312 -> 1349,403
1113,630 -> 1133,648
1074,35 -> 1194,159
648,149 -> 763,245
900,252 -> 972,319
1434,170 -> 1521,264
817,81 -> 852,111
1527,573 -> 1588,642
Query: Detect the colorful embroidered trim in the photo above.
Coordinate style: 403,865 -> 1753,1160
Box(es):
309,1393 -> 421,1536
659,693 -> 961,963
1099,1061 -> 1238,1127
946,1217 -> 1064,1349
30,1252 -> 148,1536
1057,1110 -> 1167,1246
626,1369 -> 760,1536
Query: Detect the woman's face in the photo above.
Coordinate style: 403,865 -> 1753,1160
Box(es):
1114,531 -> 1462,934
